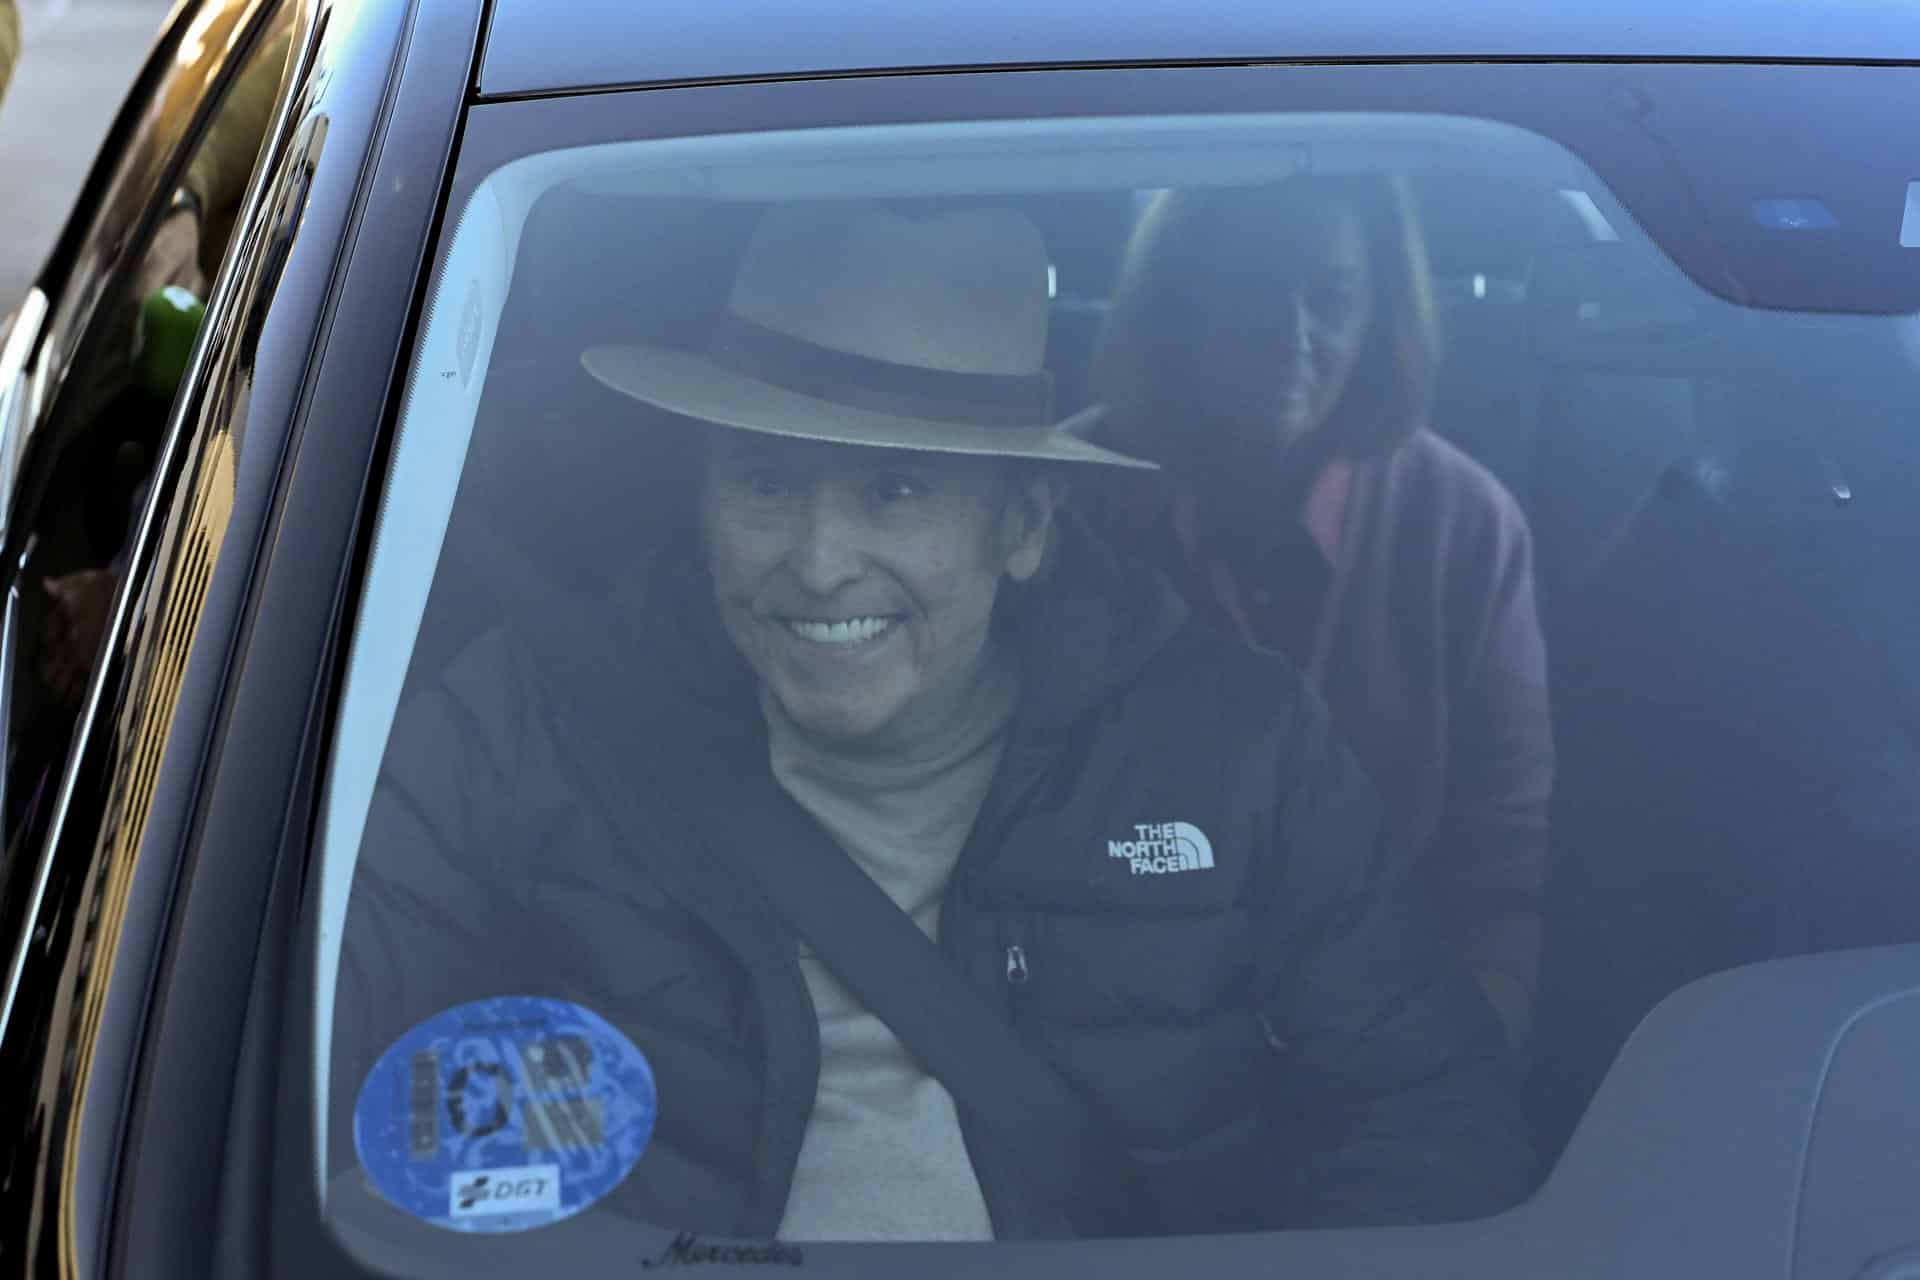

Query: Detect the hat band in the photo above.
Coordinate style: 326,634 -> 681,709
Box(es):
709,314 -> 1054,428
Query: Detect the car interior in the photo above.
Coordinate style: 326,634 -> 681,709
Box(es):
313,114 -> 1920,1232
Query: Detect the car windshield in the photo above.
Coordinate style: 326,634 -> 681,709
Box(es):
302,63 -> 1920,1272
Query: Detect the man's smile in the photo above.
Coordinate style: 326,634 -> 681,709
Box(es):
777,615 -> 901,647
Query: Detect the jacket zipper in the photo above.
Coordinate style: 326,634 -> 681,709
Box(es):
944,732 -> 1048,987
1005,943 -> 1030,985
941,739 -> 1050,1238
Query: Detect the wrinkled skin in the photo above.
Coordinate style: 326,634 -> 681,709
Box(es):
701,432 -> 1052,746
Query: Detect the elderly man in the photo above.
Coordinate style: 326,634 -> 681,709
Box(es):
333,202 -> 1532,1244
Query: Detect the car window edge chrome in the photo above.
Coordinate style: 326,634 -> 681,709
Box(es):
0,287 -> 50,544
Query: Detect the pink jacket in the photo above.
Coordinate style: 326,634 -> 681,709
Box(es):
1122,430 -> 1552,997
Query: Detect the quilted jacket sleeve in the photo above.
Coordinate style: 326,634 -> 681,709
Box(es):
327,630 -> 540,1178
1253,686 -> 1538,1227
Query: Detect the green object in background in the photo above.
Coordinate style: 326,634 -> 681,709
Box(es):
134,285 -> 207,399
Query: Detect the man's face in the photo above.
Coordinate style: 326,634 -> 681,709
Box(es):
701,433 -> 1049,743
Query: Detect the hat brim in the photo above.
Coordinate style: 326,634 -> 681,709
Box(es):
581,344 -> 1157,470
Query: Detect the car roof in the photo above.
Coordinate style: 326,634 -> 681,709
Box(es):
479,0 -> 1920,98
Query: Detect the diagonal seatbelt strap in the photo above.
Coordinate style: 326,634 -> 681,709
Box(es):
536,613 -> 1141,1237
720,790 -> 1143,1237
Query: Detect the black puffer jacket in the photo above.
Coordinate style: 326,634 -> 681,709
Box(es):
332,521 -> 1533,1240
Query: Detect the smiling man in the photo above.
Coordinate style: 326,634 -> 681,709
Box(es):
700,433 -> 1049,742
696,433 -> 1050,1240
334,200 -> 1533,1244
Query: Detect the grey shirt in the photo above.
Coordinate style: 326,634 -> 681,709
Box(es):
764,648 -> 1021,1243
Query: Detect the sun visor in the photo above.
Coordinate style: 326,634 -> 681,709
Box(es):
1528,244 -> 1715,373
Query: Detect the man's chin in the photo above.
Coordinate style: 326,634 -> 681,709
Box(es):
769,685 -> 898,745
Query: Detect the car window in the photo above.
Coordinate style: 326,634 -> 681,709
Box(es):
304,67 -> 1920,1268
0,4 -> 289,877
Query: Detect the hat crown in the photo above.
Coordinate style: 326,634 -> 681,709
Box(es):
580,200 -> 1156,470
727,204 -> 1051,378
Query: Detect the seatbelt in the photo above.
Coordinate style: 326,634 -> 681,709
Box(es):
535,619 -> 1141,1237
721,783 -> 1143,1237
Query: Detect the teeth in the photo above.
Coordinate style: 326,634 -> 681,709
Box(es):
786,616 -> 893,646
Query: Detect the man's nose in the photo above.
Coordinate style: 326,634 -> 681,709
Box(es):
788,488 -> 868,594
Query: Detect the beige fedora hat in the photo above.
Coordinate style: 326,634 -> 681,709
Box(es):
581,201 -> 1154,469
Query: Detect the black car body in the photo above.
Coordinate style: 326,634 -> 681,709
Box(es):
4,0 -> 1920,1274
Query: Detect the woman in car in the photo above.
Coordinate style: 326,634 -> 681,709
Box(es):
1093,178 -> 1552,1037
333,201 -> 1532,1244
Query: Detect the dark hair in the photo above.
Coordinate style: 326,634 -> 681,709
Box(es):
1095,176 -> 1441,468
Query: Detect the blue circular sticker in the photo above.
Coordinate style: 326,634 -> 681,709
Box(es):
354,996 -> 657,1233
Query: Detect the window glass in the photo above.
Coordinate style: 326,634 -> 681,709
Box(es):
3,7 -> 288,856
311,72 -> 1920,1263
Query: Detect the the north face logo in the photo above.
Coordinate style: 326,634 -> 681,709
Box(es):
1107,822 -> 1215,876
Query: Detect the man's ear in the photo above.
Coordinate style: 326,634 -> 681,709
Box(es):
1001,472 -> 1059,583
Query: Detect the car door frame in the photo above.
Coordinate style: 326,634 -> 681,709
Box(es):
0,0 -> 293,869
0,0 -> 283,540
0,0 -> 332,1272
0,0 -> 270,881
0,0 -> 489,1271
